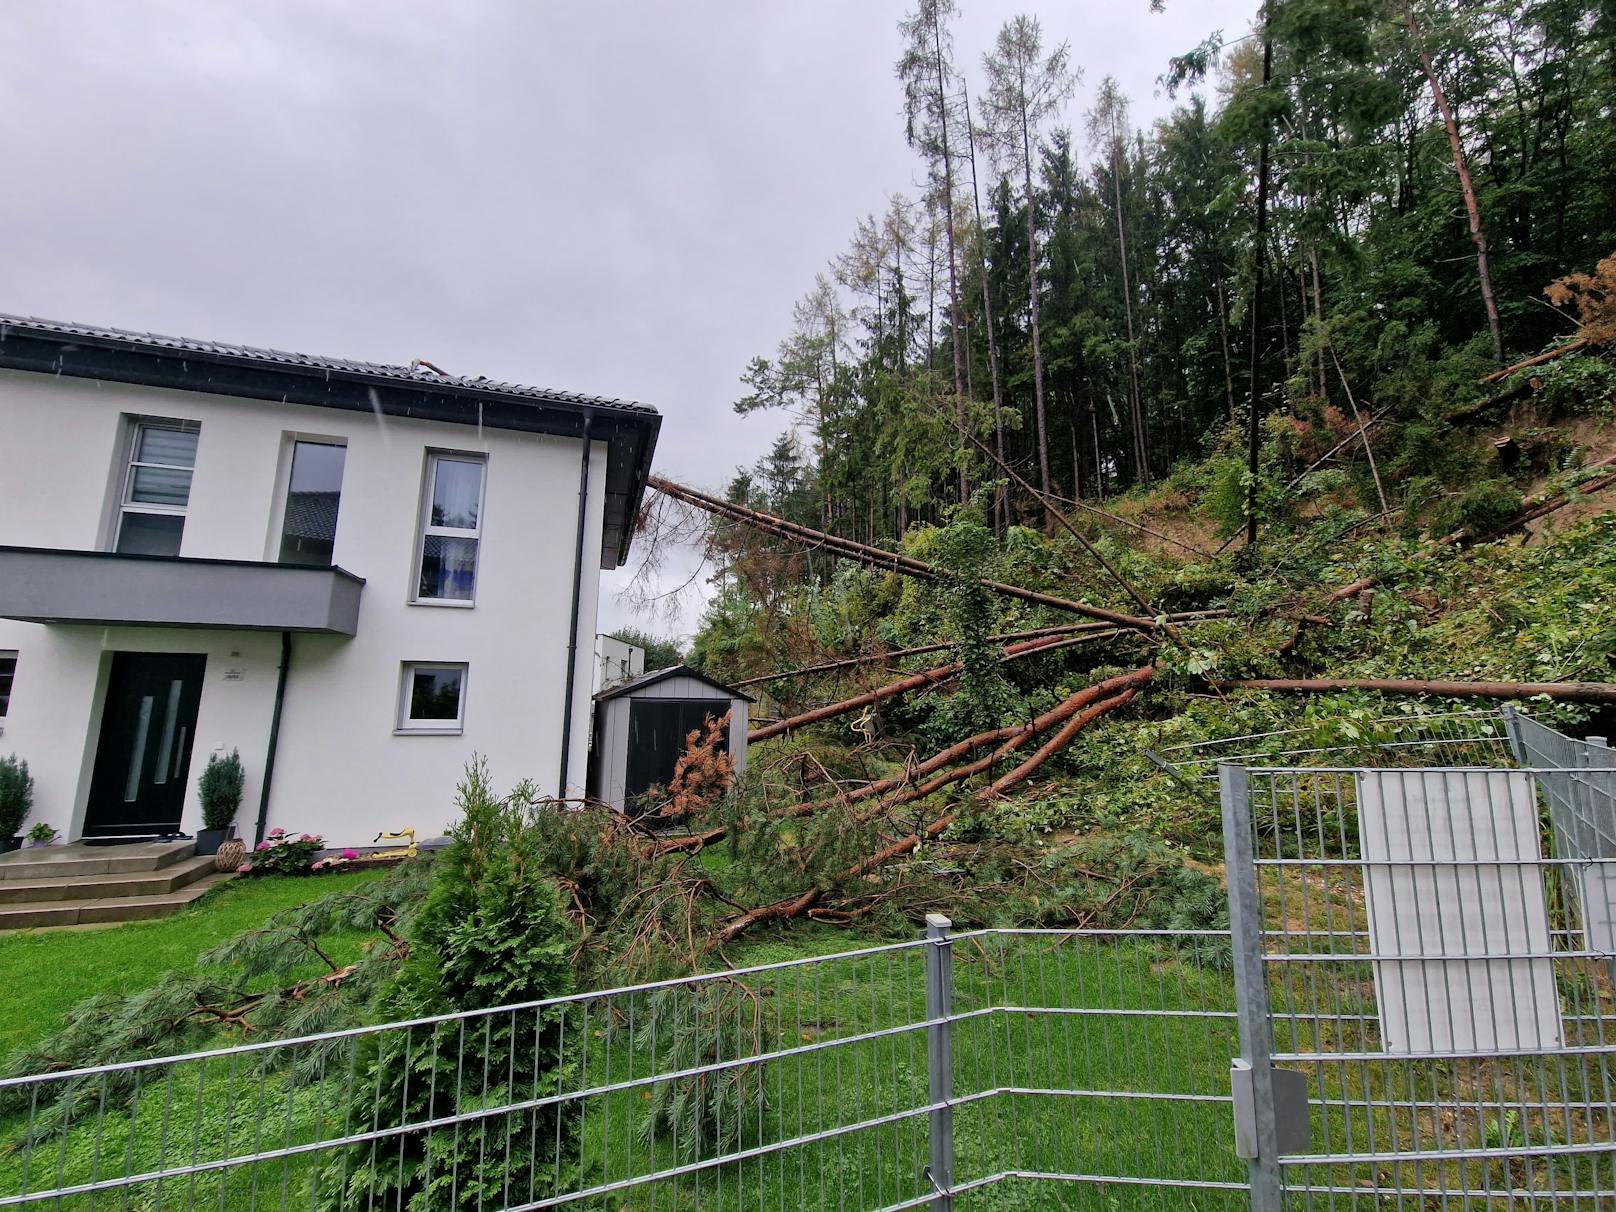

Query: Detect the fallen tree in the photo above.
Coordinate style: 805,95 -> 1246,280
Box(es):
650,474 -> 1178,635
659,666 -> 1157,855
709,686 -> 1141,948
1211,676 -> 1616,704
1314,454 -> 1616,608
747,631 -> 1111,743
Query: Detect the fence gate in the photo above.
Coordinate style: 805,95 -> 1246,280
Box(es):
1220,756 -> 1616,1208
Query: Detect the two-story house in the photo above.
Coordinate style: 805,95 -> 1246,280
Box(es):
0,315 -> 659,848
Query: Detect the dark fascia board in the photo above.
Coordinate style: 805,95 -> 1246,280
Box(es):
0,324 -> 661,569
593,663 -> 758,704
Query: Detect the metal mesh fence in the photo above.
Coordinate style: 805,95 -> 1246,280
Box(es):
0,928 -> 1247,1211
5,710 -> 1612,1209
1228,762 -> 1616,1207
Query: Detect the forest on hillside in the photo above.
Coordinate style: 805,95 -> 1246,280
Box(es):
714,0 -> 1615,551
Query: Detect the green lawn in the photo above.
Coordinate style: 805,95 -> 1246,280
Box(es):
0,869 -> 388,1063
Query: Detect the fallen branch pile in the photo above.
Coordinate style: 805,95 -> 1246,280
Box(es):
709,681 -> 1144,946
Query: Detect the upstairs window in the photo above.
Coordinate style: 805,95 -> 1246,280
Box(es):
278,440 -> 347,566
0,652 -> 15,717
413,452 -> 485,603
116,421 -> 198,556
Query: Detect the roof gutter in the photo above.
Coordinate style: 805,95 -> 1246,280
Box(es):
558,412 -> 594,799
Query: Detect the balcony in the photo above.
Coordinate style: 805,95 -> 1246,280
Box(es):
0,547 -> 364,636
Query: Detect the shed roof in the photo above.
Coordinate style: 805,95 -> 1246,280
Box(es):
593,663 -> 757,703
0,313 -> 660,568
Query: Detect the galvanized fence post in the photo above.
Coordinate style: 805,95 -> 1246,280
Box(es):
924,912 -> 955,1211
1501,703 -> 1524,763
1219,763 -> 1285,1212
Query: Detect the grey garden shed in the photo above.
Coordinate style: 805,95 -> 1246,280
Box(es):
588,665 -> 753,814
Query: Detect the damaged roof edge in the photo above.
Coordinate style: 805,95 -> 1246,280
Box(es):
0,313 -> 661,568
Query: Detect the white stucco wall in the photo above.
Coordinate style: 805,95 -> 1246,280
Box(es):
0,369 -> 608,846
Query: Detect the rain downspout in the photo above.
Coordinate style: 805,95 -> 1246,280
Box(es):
253,631 -> 292,846
558,412 -> 594,799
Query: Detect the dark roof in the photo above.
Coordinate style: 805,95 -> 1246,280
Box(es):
593,664 -> 757,703
0,314 -> 660,568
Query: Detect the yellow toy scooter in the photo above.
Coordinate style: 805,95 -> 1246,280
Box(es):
372,828 -> 418,859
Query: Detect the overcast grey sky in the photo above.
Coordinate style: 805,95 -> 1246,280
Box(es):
1,0 -> 1255,639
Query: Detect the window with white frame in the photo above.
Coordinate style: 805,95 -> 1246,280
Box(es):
413,452 -> 486,603
397,662 -> 468,733
0,652 -> 15,717
115,420 -> 199,556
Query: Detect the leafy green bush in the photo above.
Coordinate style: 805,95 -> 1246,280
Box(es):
1427,479 -> 1523,539
197,749 -> 244,831
320,760 -> 580,1210
0,755 -> 31,838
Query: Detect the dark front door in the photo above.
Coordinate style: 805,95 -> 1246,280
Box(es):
625,698 -> 731,813
85,652 -> 207,838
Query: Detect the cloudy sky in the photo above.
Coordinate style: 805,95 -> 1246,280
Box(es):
1,0 -> 1255,639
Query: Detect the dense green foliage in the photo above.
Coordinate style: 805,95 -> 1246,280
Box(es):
0,754 -> 32,838
722,0 -> 1615,543
320,763 -> 580,1210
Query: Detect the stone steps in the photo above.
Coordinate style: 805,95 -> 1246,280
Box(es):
0,841 -> 236,931
0,855 -> 220,905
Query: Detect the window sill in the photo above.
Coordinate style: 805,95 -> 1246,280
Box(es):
408,598 -> 476,609
393,726 -> 464,737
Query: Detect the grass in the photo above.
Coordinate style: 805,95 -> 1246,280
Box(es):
0,870 -> 388,1064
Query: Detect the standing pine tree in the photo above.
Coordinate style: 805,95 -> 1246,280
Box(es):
320,761 -> 579,1211
980,15 -> 1079,529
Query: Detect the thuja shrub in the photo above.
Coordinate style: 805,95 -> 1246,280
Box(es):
319,759 -> 580,1210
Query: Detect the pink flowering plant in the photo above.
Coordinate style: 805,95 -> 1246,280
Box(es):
311,848 -> 363,873
238,828 -> 325,875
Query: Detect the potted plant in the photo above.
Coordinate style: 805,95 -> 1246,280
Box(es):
0,755 -> 32,854
196,749 -> 244,856
26,822 -> 58,847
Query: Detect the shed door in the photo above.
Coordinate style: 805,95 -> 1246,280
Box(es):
625,698 -> 731,811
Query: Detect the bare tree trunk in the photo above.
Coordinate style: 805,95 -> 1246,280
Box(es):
1020,103 -> 1054,530
1309,247 -> 1327,396
931,17 -> 969,505
1401,0 -> 1504,364
1111,138 -> 1150,485
964,83 -> 1010,535
1214,273 -> 1237,422
1090,401 -> 1105,500
1244,8 -> 1274,550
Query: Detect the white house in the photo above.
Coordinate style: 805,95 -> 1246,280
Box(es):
0,315 -> 660,848
592,632 -> 645,694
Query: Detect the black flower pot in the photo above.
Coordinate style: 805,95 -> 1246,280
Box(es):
195,825 -> 236,856
0,837 -> 20,855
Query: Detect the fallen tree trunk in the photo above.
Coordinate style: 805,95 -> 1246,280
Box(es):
729,624 -> 1111,688
657,666 -> 1156,856
651,474 -> 1169,634
784,665 -> 1156,820
708,687 -> 1140,947
747,632 -> 1096,743
1211,676 -> 1616,704
1480,338 -> 1589,385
